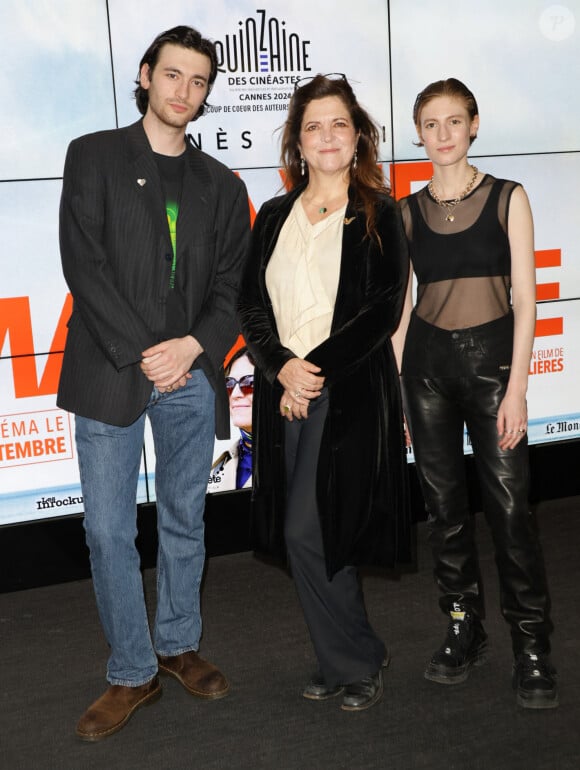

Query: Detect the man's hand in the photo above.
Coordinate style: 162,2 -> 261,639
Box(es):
141,335 -> 203,392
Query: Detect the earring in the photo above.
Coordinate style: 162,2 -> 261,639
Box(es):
352,149 -> 358,170
300,157 -> 305,176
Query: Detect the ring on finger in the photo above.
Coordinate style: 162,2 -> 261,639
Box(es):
283,404 -> 291,413
294,391 -> 301,398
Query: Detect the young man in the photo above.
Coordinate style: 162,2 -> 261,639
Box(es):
58,26 -> 250,741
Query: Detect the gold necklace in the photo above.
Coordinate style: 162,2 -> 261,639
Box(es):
428,165 -> 479,222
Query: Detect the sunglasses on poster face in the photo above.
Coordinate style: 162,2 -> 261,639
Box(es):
225,374 -> 254,396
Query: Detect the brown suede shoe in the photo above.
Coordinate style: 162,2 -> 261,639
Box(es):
76,676 -> 162,742
157,650 -> 229,699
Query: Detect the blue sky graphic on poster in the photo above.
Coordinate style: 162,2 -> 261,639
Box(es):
390,1 -> 579,158
0,0 -> 115,179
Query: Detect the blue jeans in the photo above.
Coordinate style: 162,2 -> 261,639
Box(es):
75,369 -> 215,686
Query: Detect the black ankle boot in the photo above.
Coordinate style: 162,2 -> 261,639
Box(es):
425,603 -> 488,684
513,652 -> 558,709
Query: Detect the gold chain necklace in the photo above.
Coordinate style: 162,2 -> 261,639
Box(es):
428,165 -> 479,222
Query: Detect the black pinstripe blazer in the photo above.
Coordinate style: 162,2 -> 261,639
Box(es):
57,120 -> 250,437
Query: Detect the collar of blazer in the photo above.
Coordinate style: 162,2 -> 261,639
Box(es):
125,120 -> 214,252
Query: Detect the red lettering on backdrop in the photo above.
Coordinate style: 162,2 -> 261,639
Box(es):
0,294 -> 72,398
535,250 -> 563,337
390,161 -> 432,200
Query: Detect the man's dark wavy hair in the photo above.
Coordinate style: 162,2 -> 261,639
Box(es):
133,26 -> 218,120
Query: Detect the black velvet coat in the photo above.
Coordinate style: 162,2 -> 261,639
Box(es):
238,185 -> 412,578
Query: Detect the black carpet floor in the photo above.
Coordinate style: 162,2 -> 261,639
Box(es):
2,496 -> 579,770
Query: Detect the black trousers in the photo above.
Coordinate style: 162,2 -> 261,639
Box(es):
283,390 -> 385,687
402,373 -> 553,656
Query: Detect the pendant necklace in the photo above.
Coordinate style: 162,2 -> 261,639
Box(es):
302,190 -> 347,217
428,165 -> 479,222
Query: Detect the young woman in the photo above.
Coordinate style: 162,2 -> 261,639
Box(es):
238,74 -> 411,711
392,78 -> 558,709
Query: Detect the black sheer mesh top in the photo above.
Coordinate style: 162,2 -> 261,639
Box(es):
400,175 -> 519,330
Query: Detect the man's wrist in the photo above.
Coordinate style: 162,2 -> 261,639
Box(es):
184,334 -> 203,361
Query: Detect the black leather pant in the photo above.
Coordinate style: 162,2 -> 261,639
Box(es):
402,373 -> 553,656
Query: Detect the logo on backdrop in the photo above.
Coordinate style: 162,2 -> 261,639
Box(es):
214,9 -> 311,76
209,9 -> 312,116
529,346 -> 564,376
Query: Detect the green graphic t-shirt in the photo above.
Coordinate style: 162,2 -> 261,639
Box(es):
166,199 -> 179,289
154,151 -> 185,338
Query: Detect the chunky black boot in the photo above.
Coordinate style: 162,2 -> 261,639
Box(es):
513,652 -> 558,709
425,603 -> 488,684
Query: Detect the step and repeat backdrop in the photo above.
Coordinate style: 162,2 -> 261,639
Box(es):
1,1 -> 579,523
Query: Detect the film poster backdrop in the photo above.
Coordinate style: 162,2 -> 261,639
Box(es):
1,0 -> 579,523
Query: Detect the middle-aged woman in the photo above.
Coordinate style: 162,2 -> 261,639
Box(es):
391,78 -> 558,709
238,74 -> 411,712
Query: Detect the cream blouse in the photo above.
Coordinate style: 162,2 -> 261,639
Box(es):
266,196 -> 345,358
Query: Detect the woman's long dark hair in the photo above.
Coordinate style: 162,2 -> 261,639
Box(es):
280,75 -> 389,243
